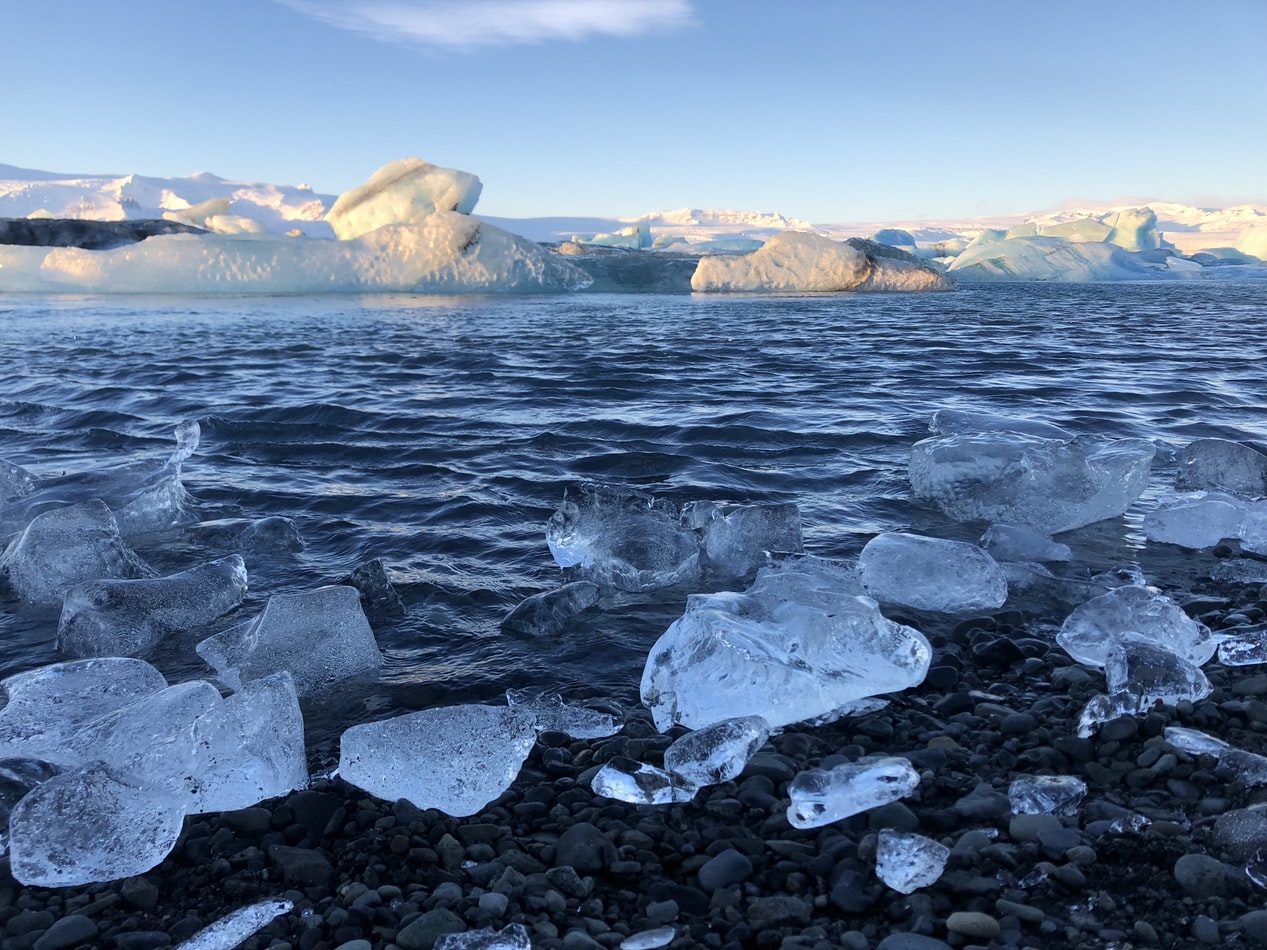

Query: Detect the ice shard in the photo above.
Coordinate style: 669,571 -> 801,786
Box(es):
1008,775 -> 1088,816
174,899 -> 293,950
641,557 -> 931,731
197,585 -> 382,695
0,499 -> 154,607
1142,493 -> 1246,549
591,757 -> 694,805
434,924 -> 532,950
787,756 -> 920,829
700,503 -> 803,579
1217,625 -> 1267,666
909,432 -> 1155,534
875,829 -> 950,894
7,761 -> 186,886
339,704 -> 536,816
859,532 -> 1007,613
504,689 -> 619,739
1056,585 -> 1215,668
500,581 -> 601,636
1176,438 -> 1267,497
1165,727 -> 1267,786
661,715 -> 770,788
980,524 -> 1072,563
58,556 -> 248,659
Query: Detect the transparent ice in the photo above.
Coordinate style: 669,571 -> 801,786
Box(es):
591,757 -> 695,806
1212,559 -> 1267,585
1142,493 -> 1246,549
0,499 -> 154,607
909,432 -> 1155,534
0,758 -> 61,856
7,761 -> 186,886
435,924 -> 532,950
1056,585 -> 1215,668
1008,775 -> 1088,816
619,927 -> 676,950
500,581 -> 600,636
1104,636 -> 1212,707
700,503 -> 803,579
339,704 -> 536,816
174,899 -> 293,950
0,457 -> 35,504
546,484 -> 700,592
58,556 -> 247,659
1217,625 -> 1267,666
641,557 -> 931,730
1165,726 -> 1267,786
859,532 -> 1007,613
1176,438 -> 1267,497
786,756 -> 920,829
504,689 -> 619,739
341,557 -> 404,617
1242,503 -> 1267,556
979,523 -> 1072,563
238,516 -> 304,554
662,715 -> 770,788
875,829 -> 950,894
197,585 -> 382,695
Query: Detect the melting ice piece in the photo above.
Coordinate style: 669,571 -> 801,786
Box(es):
1056,585 -> 1215,668
786,756 -> 920,829
1008,775 -> 1088,816
0,759 -> 61,856
980,524 -> 1072,563
186,672 -> 308,814
641,557 -> 931,731
1105,636 -> 1212,707
58,556 -> 248,659
1212,559 -> 1267,586
0,458 -> 36,504
1176,438 -> 1267,497
1142,493 -> 1246,549
504,689 -> 619,739
859,532 -> 1007,613
339,704 -> 535,816
909,432 -> 1155,534
7,761 -> 186,886
1077,694 -> 1135,738
700,503 -> 804,579
173,899 -> 293,950
619,927 -> 676,950
0,657 -> 167,761
928,409 -> 1075,441
591,756 -> 695,805
1242,503 -> 1267,556
662,716 -> 770,788
197,585 -> 382,695
875,829 -> 950,894
500,581 -> 600,636
1217,625 -> 1267,666
0,499 -> 154,607
1165,727 -> 1267,786
434,923 -> 532,950
545,484 -> 700,592
240,516 -> 304,553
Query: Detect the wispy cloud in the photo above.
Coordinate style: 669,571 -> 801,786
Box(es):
278,0 -> 694,49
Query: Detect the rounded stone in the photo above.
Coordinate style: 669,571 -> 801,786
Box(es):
1174,853 -> 1241,899
698,849 -> 753,892
946,911 -> 1001,939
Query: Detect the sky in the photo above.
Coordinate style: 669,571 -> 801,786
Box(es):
3,0 -> 1265,223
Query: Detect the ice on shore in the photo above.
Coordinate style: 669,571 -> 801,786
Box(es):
1165,726 -> 1267,786
662,715 -> 770,788
500,581 -> 601,636
591,757 -> 694,805
1217,625 -> 1267,666
505,689 -> 619,739
700,503 -> 803,578
1009,775 -> 1088,816
58,556 -> 248,659
787,756 -> 921,829
875,830 -> 950,894
196,585 -> 382,695
1106,636 -> 1212,705
0,499 -> 154,607
326,158 -> 482,240
173,899 -> 294,950
7,761 -> 186,886
1142,493 -> 1246,549
980,524 -> 1072,563
641,557 -> 931,730
1176,438 -> 1267,497
0,759 -> 61,855
859,532 -> 1007,613
339,704 -> 536,816
1056,585 -> 1215,668
435,923 -> 532,950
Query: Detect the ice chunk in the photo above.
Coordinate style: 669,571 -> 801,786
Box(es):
7,761 -> 186,886
0,657 -> 167,761
546,484 -> 700,592
700,503 -> 803,578
859,532 -> 1007,613
1142,493 -> 1246,548
1217,624 -> 1267,666
787,756 -> 920,829
0,759 -> 61,856
500,581 -> 601,636
641,557 -> 931,730
909,433 -> 1155,534
929,409 -> 1075,441
0,499 -> 154,607
980,524 -> 1072,563
326,157 -> 483,240
591,756 -> 694,805
435,924 -> 531,950
1077,692 -> 1137,738
1176,438 -> 1267,497
619,928 -> 676,950
1242,503 -> 1267,555
504,689 -> 619,739
662,715 -> 770,788
339,704 -> 535,816
58,556 -> 248,659
1165,726 -> 1267,786
1009,775 -> 1088,816
197,585 -> 382,695
239,516 -> 304,553
1056,585 -> 1215,668
186,672 -> 308,814
875,829 -> 950,893
946,236 -> 1163,282
1105,636 -> 1212,707
174,899 -> 293,950
0,458 -> 36,504
1212,559 -> 1267,585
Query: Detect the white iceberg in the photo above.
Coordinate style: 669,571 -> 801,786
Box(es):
326,157 -> 482,240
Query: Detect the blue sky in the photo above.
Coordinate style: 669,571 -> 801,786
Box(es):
4,0 -> 1264,222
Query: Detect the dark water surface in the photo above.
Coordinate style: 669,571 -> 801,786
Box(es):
2,283 -> 1265,754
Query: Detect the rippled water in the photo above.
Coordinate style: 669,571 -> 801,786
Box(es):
1,282 -> 1265,753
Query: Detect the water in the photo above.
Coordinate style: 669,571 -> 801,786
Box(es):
2,282 -> 1265,755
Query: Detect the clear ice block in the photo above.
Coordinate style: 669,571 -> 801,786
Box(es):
1056,585 -> 1215,668
500,581 -> 600,636
591,756 -> 695,805
504,689 -> 619,739
859,532 -> 1007,613
1008,775 -> 1088,816
979,523 -> 1072,563
786,756 -> 920,829
662,715 -> 770,788
875,829 -> 950,893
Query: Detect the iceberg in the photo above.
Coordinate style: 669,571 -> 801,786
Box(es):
58,556 -> 248,659
325,157 -> 482,240
1057,585 -> 1216,668
787,756 -> 920,829
0,759 -> 61,856
339,704 -> 536,816
947,235 -> 1171,281
196,585 -> 382,695
858,532 -> 1007,613
875,830 -> 950,894
1104,636 -> 1212,707
929,408 -> 1074,441
641,557 -> 931,731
